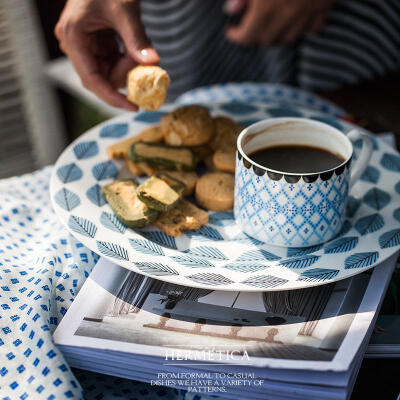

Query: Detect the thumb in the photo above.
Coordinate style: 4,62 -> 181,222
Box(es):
115,2 -> 159,65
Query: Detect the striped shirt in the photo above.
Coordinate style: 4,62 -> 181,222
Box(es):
140,0 -> 400,99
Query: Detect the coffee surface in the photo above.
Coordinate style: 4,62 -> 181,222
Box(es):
249,145 -> 345,174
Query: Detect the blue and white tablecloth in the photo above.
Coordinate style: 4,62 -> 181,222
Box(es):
0,84 -> 349,399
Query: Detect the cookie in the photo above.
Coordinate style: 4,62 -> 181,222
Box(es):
210,116 -> 242,151
161,171 -> 198,196
204,154 -> 217,172
155,199 -> 209,237
191,144 -> 213,162
195,172 -> 234,211
161,105 -> 214,146
127,66 -> 170,111
213,150 -> 236,173
125,159 -> 159,176
107,125 -> 164,159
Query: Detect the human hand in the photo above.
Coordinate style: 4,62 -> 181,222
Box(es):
55,0 -> 159,111
224,0 -> 335,46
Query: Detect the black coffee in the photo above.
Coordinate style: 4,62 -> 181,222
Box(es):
249,145 -> 345,174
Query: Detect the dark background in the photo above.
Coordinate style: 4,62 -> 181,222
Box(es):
35,1 -> 400,399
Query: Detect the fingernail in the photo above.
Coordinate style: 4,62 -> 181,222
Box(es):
140,48 -> 159,63
223,0 -> 242,14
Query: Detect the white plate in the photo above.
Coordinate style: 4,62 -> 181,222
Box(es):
50,101 -> 400,291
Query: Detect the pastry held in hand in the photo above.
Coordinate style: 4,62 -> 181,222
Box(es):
127,66 -> 170,111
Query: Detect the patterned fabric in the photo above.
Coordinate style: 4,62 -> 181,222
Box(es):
0,168 -> 188,400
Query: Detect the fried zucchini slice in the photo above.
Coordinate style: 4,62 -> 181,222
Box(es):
128,142 -> 196,171
102,179 -> 158,228
154,172 -> 186,197
137,176 -> 180,211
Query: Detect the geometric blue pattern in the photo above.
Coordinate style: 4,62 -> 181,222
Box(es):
0,167 -> 182,400
234,157 -> 349,247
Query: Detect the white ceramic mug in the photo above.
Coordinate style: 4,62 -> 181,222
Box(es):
234,118 -> 373,247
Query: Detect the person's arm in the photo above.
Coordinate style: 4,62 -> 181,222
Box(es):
224,0 -> 336,46
55,0 -> 159,111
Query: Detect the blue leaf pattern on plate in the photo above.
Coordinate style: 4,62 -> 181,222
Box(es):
395,181 -> 400,195
92,161 -> 118,181
220,102 -> 258,114
311,116 -> 343,130
324,237 -> 358,254
241,275 -> 288,289
380,153 -> 400,172
363,188 -> 390,211
237,119 -> 260,127
224,262 -> 269,273
279,255 -> 320,269
186,226 -> 223,241
86,184 -> 107,207
100,212 -> 127,233
208,211 -> 235,227
233,233 -> 264,246
54,188 -> 80,211
99,123 -> 129,138
354,213 -> 384,235
57,163 -> 83,183
134,111 -> 166,123
360,166 -> 380,184
135,262 -> 178,276
344,252 -> 379,269
73,141 -> 98,160
298,268 -> 339,282
237,249 -> 280,261
183,246 -> 227,260
378,229 -> 400,249
129,238 -> 164,256
140,231 -> 177,250
287,244 -> 323,257
337,220 -> 352,236
97,241 -> 129,260
68,215 -> 97,238
187,273 -> 233,286
171,255 -> 213,268
394,208 -> 400,223
267,107 -> 302,117
346,196 -> 362,218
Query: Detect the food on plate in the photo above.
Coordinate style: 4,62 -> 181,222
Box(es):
127,66 -> 170,111
106,125 -> 164,159
102,179 -> 158,228
190,144 -> 213,162
160,171 -> 198,196
154,172 -> 186,197
128,142 -> 196,171
161,105 -> 214,146
213,149 -> 236,173
204,154 -> 217,171
137,176 -> 180,211
155,199 -> 209,237
126,159 -> 159,176
195,172 -> 235,211
210,116 -> 242,151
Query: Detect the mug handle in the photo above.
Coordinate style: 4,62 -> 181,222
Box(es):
347,129 -> 374,188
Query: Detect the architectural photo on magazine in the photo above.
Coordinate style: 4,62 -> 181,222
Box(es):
0,1 -> 400,400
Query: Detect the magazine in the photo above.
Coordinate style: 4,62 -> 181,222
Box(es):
54,252 -> 398,400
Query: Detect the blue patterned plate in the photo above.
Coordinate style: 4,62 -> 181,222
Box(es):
50,102 -> 400,291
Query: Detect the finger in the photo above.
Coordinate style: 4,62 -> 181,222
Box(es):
309,12 -> 329,33
223,0 -> 247,15
67,37 -> 138,111
281,14 -> 311,44
259,6 -> 299,46
109,54 -> 136,89
115,1 -> 160,65
226,0 -> 273,45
